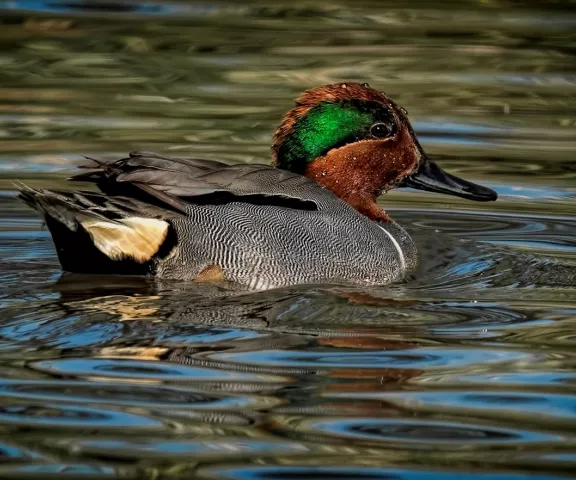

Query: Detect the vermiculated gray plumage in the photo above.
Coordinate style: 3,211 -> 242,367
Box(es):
18,151 -> 418,289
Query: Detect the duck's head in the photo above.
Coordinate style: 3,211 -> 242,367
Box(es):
272,82 -> 497,222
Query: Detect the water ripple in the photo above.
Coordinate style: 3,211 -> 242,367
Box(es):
325,391 -> 576,425
416,372 -> 576,389
0,403 -> 165,430
29,357 -> 284,383
196,465 -> 570,480
0,463 -> 130,479
0,380 -> 264,410
207,347 -> 537,369
0,441 -> 46,461
270,416 -> 561,446
59,438 -> 310,461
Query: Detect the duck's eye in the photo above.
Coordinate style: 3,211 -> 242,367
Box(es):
370,122 -> 394,139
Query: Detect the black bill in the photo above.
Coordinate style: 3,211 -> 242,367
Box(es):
402,159 -> 497,202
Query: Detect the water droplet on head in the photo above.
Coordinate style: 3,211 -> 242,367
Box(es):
362,82 -> 370,88
341,83 -> 347,89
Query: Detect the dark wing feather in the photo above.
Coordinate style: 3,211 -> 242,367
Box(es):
70,151 -> 330,214
18,185 -> 168,228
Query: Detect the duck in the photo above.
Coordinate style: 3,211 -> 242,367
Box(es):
19,82 -> 497,290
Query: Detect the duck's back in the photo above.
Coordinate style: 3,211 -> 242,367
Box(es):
19,152 -> 417,289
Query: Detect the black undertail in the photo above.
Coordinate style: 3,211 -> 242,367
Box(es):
18,186 -> 178,275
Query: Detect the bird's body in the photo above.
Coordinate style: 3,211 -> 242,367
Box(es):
19,83 -> 496,290
20,152 -> 417,289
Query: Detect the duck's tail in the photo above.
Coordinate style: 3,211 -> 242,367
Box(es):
18,185 -> 173,275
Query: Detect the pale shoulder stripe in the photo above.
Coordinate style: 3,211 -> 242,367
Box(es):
378,224 -> 406,274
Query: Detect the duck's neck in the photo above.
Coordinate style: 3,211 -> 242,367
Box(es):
302,143 -> 395,223
308,165 -> 392,223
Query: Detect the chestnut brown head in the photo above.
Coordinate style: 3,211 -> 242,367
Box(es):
272,82 -> 496,221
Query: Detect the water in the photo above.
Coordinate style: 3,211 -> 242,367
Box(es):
0,0 -> 576,478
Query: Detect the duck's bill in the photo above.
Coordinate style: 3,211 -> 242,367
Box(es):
402,159 -> 497,202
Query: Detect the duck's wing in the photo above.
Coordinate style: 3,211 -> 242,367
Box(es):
71,151 -> 333,214
17,152 -> 340,268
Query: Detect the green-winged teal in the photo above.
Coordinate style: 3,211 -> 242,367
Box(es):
19,82 -> 497,290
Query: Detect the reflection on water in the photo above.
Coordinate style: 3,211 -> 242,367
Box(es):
1,0 -> 576,478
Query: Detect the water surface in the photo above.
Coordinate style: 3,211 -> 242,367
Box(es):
1,1 -> 576,479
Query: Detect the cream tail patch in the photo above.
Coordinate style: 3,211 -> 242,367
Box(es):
81,217 -> 169,263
